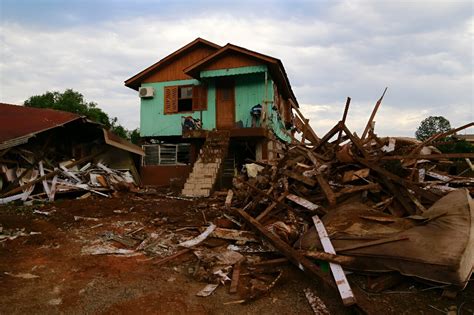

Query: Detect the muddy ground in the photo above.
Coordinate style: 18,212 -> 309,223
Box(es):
1,191 -> 473,314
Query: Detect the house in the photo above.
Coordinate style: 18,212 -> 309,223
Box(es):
125,38 -> 314,196
0,103 -> 144,190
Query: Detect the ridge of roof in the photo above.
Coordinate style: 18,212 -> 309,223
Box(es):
124,37 -> 221,90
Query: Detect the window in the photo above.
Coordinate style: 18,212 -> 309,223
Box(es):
178,86 -> 193,112
142,144 -> 191,165
164,85 -> 207,114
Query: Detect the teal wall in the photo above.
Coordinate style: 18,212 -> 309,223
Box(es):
140,79 -> 216,137
140,67 -> 291,142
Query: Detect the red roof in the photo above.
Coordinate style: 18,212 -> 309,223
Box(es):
0,103 -> 82,144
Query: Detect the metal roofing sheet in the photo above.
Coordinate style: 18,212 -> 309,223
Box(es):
0,103 -> 82,144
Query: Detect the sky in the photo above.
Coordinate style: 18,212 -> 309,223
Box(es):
0,0 -> 473,137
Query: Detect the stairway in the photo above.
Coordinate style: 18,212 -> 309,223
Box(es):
181,130 -> 230,197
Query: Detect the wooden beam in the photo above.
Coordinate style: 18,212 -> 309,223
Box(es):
286,194 -> 321,212
361,87 -> 387,140
335,183 -> 381,198
315,174 -> 337,206
336,97 -> 351,145
229,259 -> 243,294
354,155 -> 439,203
234,207 -> 373,313
303,250 -> 355,266
281,169 -> 317,186
256,192 -> 289,221
312,215 -> 356,306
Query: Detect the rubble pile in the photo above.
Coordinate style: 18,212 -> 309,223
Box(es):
153,97 -> 474,312
0,148 -> 138,204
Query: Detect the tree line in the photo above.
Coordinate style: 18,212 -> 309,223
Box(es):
24,89 -> 140,144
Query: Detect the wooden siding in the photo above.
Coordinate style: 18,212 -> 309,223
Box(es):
203,52 -> 262,71
143,46 -> 216,83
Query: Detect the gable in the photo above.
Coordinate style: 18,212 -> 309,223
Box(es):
125,38 -> 220,90
143,45 -> 218,84
199,51 -> 263,72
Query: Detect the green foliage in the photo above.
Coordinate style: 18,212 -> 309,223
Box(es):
24,89 -> 138,141
437,139 -> 474,154
415,116 -> 451,141
128,128 -> 141,144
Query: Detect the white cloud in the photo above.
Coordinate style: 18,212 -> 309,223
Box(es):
0,0 -> 472,136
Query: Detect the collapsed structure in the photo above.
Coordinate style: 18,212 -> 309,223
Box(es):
0,103 -> 144,203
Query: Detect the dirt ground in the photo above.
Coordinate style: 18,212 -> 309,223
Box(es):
1,191 -> 473,315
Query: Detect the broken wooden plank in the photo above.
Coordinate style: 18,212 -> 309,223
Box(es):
2,151 -> 103,197
312,215 -> 356,306
303,250 -> 355,266
225,189 -> 234,209
281,169 -> 316,186
210,228 -> 257,243
361,87 -> 387,140
342,168 -> 370,183
179,224 -> 216,248
336,97 -> 351,145
256,192 -> 289,222
251,257 -> 289,267
355,155 -> 440,203
335,183 -> 381,197
60,164 -> 82,183
315,174 -> 337,206
38,161 -> 51,199
286,194 -> 320,212
237,179 -> 294,214
234,207 -> 371,312
229,259 -> 243,294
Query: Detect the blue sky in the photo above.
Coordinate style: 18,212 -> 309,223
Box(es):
0,0 -> 472,136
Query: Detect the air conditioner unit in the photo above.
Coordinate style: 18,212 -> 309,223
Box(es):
139,87 -> 155,98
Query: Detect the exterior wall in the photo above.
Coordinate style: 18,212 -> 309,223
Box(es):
140,66 -> 291,142
140,79 -> 216,137
141,165 -> 192,186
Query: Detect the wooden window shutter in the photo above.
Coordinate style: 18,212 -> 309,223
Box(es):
164,86 -> 178,114
192,85 -> 208,111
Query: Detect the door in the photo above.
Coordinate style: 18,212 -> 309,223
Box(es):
216,79 -> 235,129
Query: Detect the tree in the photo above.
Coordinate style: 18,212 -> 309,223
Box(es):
128,128 -> 141,145
24,89 -> 134,140
415,116 -> 451,141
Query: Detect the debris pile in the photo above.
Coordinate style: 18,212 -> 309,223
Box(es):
0,149 -> 138,204
138,94 -> 473,312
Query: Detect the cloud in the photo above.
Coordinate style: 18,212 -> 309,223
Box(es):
0,0 -> 472,136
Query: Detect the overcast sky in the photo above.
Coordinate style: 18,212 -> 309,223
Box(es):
0,0 -> 472,137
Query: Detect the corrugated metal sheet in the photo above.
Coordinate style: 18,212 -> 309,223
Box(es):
0,103 -> 82,145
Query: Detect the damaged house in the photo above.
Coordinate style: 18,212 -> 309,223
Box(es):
125,38 -> 315,196
0,103 -> 144,203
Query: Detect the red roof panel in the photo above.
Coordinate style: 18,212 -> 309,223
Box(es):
0,103 -> 82,144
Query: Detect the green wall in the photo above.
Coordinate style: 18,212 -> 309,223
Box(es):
140,69 -> 291,142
